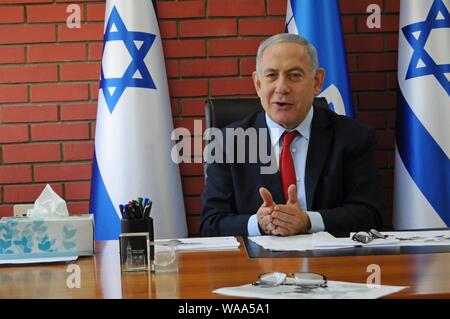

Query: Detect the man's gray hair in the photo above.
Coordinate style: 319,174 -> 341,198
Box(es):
255,33 -> 319,77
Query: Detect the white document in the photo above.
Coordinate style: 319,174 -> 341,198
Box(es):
157,236 -> 240,252
312,236 -> 401,249
0,255 -> 78,265
214,280 -> 408,299
249,232 -> 350,251
362,230 -> 450,247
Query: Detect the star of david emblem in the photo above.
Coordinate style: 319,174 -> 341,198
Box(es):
100,6 -> 156,113
401,0 -> 450,95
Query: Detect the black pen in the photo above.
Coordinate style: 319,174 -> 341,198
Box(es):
119,204 -> 127,219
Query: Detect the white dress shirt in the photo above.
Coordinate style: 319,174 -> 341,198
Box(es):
247,106 -> 325,235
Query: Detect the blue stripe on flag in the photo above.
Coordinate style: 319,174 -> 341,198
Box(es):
287,0 -> 354,118
396,91 -> 450,226
90,153 -> 120,240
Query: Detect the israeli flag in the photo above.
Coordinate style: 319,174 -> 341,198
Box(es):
286,0 -> 354,117
90,0 -> 188,239
394,0 -> 450,229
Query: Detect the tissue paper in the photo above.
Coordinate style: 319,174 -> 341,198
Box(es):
27,184 -> 69,217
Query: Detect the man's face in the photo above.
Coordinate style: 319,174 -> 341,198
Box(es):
253,42 -> 325,129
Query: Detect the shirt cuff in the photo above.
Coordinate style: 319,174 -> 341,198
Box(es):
247,214 -> 262,236
306,211 -> 325,233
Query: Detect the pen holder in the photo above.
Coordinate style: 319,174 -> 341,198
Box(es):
119,218 -> 154,272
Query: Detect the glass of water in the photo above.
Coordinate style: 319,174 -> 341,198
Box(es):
152,241 -> 178,273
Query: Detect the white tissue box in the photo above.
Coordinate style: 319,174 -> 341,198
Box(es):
0,215 -> 94,259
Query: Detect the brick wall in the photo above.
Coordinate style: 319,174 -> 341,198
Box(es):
0,0 -> 399,235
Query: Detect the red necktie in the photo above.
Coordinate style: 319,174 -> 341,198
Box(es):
280,131 -> 298,201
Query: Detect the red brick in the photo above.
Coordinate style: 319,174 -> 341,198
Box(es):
184,197 -> 201,214
0,206 -> 13,218
31,83 -> 88,102
165,60 -> 179,78
0,85 -> 28,103
60,63 -> 101,81
210,77 -> 255,96
345,35 -> 384,53
267,0 -> 286,15
209,38 -> 261,57
357,15 -> 399,33
0,105 -> 58,123
180,19 -> 237,37
240,57 -> 256,75
171,98 -> 180,116
34,163 -> 92,182
385,34 -> 399,51
0,125 -> 29,144
174,119 -> 205,136
88,43 -> 103,61
385,0 -> 400,13
350,73 -> 386,91
27,4 -> 70,22
0,65 -> 57,84
376,131 -> 395,149
0,6 -> 24,23
87,3 -> 105,21
341,16 -> 355,33
374,150 -> 388,168
31,123 -> 90,141
66,202 -> 89,215
0,47 -> 25,64
0,165 -> 32,184
387,111 -> 396,129
60,103 -> 97,120
169,79 -> 208,97
160,21 -> 177,39
157,0 -> 205,18
181,99 -> 206,116
180,162 -> 204,176
182,178 -> 204,195
3,184 -> 63,203
65,182 -> 91,200
358,92 -> 397,110
55,0 -> 99,2
58,23 -> 103,42
187,215 -> 200,235
387,72 -> 398,90
347,55 -> 357,72
382,178 -> 393,199
358,53 -> 397,71
90,82 -> 99,101
187,220 -> 200,237
63,141 -> 94,161
339,0 -> 383,14
1,0 -> 52,3
0,25 -> 55,45
356,112 -> 386,129
28,44 -> 86,63
163,40 -> 206,58
181,59 -> 238,77
239,18 -> 285,35
208,0 -> 265,17
2,143 -> 61,164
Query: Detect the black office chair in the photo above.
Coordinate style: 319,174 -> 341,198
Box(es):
203,97 -> 329,178
204,96 -> 329,130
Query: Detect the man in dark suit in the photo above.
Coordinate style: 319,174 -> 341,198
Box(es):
200,33 -> 383,237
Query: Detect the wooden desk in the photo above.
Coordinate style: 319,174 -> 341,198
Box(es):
1,238 -> 450,298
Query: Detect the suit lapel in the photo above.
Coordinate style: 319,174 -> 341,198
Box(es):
305,106 -> 332,210
254,112 -> 285,204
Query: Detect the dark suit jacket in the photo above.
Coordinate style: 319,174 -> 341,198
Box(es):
200,106 -> 384,236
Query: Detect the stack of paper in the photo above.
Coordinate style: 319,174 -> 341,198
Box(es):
311,236 -> 400,249
157,236 -> 240,252
214,280 -> 408,299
